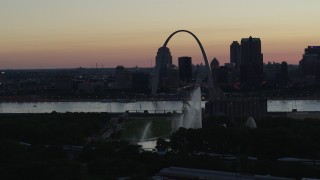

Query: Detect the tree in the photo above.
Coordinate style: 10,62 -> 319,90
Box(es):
155,138 -> 169,152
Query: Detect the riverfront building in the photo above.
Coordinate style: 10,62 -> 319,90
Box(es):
205,98 -> 267,120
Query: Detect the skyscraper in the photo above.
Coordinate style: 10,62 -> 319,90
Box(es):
280,61 -> 288,84
210,58 -> 220,86
210,57 -> 220,69
166,64 -> 180,89
240,36 -> 263,85
299,46 -> 320,77
178,56 -> 192,83
155,47 -> 172,88
299,46 -> 320,84
230,41 -> 241,70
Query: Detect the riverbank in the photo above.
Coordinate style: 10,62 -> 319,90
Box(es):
1,100 -> 320,113
0,96 -> 186,103
2,95 -> 320,103
268,97 -> 320,100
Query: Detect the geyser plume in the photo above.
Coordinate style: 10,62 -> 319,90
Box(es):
140,121 -> 152,142
172,87 -> 202,130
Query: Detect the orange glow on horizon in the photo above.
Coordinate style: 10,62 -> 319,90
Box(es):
1,0 -> 320,69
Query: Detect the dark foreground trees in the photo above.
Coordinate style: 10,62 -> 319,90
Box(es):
1,114 -> 320,179
0,112 -> 109,145
169,117 -> 320,160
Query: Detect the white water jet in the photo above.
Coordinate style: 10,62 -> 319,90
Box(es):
140,121 -> 152,142
172,87 -> 202,130
245,117 -> 257,129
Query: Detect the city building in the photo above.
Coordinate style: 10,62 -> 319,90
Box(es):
299,46 -> 320,84
166,64 -> 180,90
132,72 -> 150,91
217,66 -> 229,85
78,81 -> 103,93
54,74 -> 73,92
155,47 -> 172,89
223,63 -> 236,86
178,56 -> 192,83
224,63 -> 235,70
230,41 -> 241,71
210,57 -> 220,69
264,62 -> 281,81
280,61 -> 288,84
205,98 -> 267,120
210,58 -> 220,86
240,36 -> 264,85
210,59 -> 234,87
114,66 -> 132,89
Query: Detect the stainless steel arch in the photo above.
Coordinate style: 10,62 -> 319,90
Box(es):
152,30 -> 214,98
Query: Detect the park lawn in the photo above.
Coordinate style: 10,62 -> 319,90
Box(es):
121,117 -> 172,139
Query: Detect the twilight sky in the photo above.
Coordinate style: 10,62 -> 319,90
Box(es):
1,0 -> 320,69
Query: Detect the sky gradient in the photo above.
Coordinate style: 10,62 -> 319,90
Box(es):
1,0 -> 320,69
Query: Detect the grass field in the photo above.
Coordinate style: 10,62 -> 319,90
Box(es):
121,117 -> 172,140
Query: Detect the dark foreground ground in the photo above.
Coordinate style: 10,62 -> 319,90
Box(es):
0,113 -> 320,179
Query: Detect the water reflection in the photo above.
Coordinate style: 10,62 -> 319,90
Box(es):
138,140 -> 157,151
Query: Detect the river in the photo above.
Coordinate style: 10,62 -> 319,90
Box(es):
0,100 -> 320,113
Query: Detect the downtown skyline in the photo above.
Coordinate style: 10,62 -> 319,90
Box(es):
1,0 -> 320,69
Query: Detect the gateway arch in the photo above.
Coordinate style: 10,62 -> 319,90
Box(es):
152,30 -> 215,99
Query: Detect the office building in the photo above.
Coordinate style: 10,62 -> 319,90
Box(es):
300,54 -> 319,78
230,41 -> 241,70
240,36 -> 264,85
210,58 -> 220,86
299,46 -> 320,84
210,57 -> 220,69
178,56 -> 192,83
166,64 -> 180,89
155,47 -> 172,88
264,62 -> 281,81
280,61 -> 288,84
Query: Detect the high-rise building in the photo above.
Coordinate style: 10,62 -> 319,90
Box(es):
280,61 -> 288,84
299,46 -> 320,77
299,46 -> 320,84
240,36 -> 264,85
155,47 -> 172,88
230,41 -> 241,69
305,46 -> 320,56
178,56 -> 192,83
210,57 -> 220,69
210,58 -> 220,86
166,64 -> 180,89
210,58 -> 234,86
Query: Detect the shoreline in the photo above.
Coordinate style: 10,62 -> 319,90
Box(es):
0,99 -> 186,103
1,97 -> 320,103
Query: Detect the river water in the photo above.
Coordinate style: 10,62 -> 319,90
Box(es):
0,100 -> 319,113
